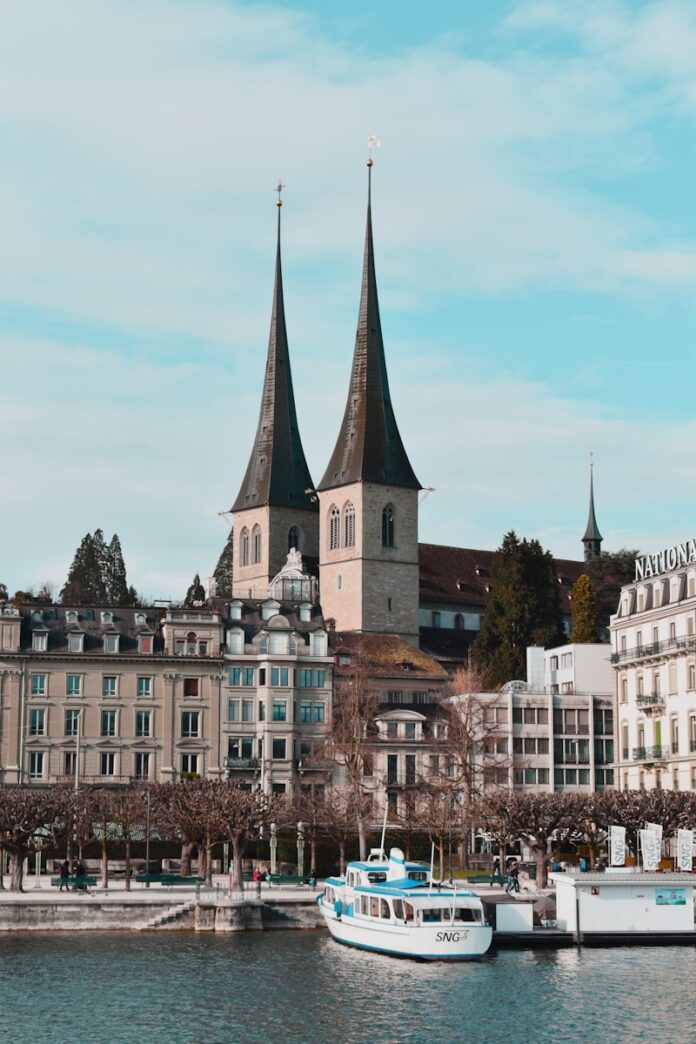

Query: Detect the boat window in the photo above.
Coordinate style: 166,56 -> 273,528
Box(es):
403,902 -> 414,923
393,899 -> 404,919
422,909 -> 442,923
407,871 -> 428,882
380,899 -> 390,919
325,887 -> 334,903
370,897 -> 380,917
454,907 -> 480,923
362,895 -> 370,916
367,872 -> 387,883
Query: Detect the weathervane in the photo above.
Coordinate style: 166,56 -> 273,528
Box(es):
367,134 -> 381,167
276,179 -> 285,207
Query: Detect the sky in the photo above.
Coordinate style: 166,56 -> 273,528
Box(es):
0,0 -> 694,601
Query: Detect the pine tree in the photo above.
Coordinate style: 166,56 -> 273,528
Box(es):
0,583 -> 7,601
571,573 -> 598,643
585,549 -> 637,641
184,573 -> 206,607
212,528 -> 234,598
107,534 -> 131,605
472,531 -> 566,687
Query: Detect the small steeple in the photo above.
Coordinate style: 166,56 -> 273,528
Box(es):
582,453 -> 603,561
232,184 -> 317,513
318,149 -> 420,492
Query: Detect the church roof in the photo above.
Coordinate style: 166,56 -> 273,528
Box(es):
582,469 -> 603,543
232,198 -> 317,514
318,164 -> 420,492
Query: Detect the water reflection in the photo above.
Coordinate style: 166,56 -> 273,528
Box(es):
0,933 -> 694,1044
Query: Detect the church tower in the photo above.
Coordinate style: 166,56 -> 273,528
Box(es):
231,187 -> 318,597
317,156 -> 421,644
582,455 -> 603,561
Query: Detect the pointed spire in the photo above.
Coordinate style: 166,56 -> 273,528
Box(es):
232,185 -> 317,513
582,453 -> 603,561
319,150 -> 420,492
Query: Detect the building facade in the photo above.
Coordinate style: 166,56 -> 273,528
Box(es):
610,538 -> 696,792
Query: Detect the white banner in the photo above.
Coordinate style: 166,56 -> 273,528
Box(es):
640,829 -> 661,871
646,821 -> 663,847
609,825 -> 626,866
676,829 -> 694,872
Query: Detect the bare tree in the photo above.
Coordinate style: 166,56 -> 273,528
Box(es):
321,786 -> 361,876
218,783 -> 279,890
0,786 -> 70,892
322,650 -> 380,861
110,787 -> 148,891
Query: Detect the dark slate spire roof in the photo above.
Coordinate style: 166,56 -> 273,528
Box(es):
232,195 -> 317,514
318,163 -> 421,492
582,458 -> 603,560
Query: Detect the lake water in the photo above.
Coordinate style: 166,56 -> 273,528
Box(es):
1,932 -> 694,1043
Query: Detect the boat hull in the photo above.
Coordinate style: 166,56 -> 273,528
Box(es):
319,900 -> 492,961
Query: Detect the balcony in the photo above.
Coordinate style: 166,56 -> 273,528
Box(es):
636,693 -> 665,710
632,746 -> 667,762
612,635 -> 696,665
224,757 -> 259,770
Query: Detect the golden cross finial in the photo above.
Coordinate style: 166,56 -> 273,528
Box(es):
367,134 -> 381,167
276,179 -> 285,207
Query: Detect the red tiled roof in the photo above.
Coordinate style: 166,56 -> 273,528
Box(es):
418,542 -> 584,613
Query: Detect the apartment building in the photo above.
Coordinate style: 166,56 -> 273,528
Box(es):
610,538 -> 696,791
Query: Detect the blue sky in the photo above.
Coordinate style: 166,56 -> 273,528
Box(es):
0,0 -> 694,599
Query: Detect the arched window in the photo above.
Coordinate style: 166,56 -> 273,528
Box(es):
382,504 -> 395,548
186,631 -> 197,656
252,525 -> 262,565
344,503 -> 355,547
240,528 -> 250,567
288,526 -> 300,552
454,613 -> 464,630
329,506 -> 340,550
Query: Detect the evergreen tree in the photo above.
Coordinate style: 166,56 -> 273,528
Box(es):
106,534 -> 132,605
571,573 -> 598,643
0,583 -> 7,602
212,528 -> 234,598
184,573 -> 206,607
585,549 -> 637,641
61,530 -> 137,605
472,531 -> 566,687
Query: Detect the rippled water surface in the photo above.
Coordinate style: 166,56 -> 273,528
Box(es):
1,932 -> 694,1043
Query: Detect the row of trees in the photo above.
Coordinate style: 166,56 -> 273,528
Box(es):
2,780 -> 693,894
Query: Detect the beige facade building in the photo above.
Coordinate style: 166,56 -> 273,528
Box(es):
0,556 -> 332,794
611,538 -> 696,792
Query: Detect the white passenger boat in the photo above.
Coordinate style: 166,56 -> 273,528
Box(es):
318,847 -> 492,961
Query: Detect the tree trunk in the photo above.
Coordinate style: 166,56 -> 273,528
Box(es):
0,848 -> 5,890
181,842 -> 193,876
230,837 -> 243,890
357,816 -> 367,861
100,833 -> 109,889
534,847 -> 548,888
203,843 -> 213,887
9,850 -> 24,892
125,837 -> 131,892
310,835 -> 317,875
339,841 -> 346,876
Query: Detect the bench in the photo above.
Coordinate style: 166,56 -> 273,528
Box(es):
51,876 -> 97,890
466,873 -> 507,886
134,874 -> 204,886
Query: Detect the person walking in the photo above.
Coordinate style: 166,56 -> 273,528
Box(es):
58,860 -> 70,892
490,857 -> 501,885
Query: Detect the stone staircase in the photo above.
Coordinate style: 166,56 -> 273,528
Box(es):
137,902 -> 196,931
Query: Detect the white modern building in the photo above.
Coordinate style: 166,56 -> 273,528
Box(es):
610,538 -> 696,792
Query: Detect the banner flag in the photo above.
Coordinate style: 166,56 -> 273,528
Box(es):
609,825 -> 626,866
640,829 -> 661,871
676,830 -> 693,872
646,821 -> 663,847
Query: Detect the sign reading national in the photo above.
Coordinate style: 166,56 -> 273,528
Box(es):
635,539 -> 696,581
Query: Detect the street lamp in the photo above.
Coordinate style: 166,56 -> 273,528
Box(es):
145,789 -> 151,886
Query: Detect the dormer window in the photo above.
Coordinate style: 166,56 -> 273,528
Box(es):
135,612 -> 147,627
66,611 -> 78,625
299,603 -> 311,624
103,633 -> 120,654
68,633 -> 84,654
261,601 -> 280,622
31,610 -> 43,624
229,601 -> 243,621
101,611 -> 113,626
32,633 -> 47,652
139,635 -> 153,655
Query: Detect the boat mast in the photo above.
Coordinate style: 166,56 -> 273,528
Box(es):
378,799 -> 389,860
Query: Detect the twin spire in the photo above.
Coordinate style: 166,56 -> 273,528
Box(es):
231,182 -> 316,513
233,159 -> 419,516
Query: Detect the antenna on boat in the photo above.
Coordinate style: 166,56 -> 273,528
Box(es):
429,842 -> 435,892
378,800 -> 389,860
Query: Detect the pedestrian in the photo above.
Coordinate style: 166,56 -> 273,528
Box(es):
511,862 -> 520,893
73,859 -> 87,893
58,860 -> 70,892
309,867 -> 317,891
252,867 -> 259,883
